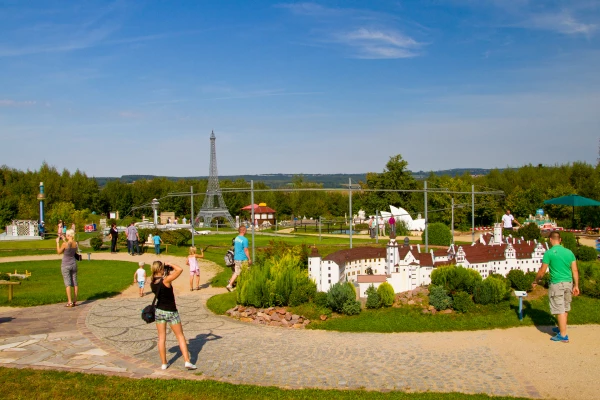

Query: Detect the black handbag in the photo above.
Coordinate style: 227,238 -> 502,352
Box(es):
72,243 -> 82,261
141,278 -> 162,323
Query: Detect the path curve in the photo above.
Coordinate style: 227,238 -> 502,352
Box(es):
0,252 -> 599,399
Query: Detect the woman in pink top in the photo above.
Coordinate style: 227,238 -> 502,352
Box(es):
186,246 -> 204,291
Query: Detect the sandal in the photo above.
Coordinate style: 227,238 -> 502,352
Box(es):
65,302 -> 73,307
72,302 -> 77,307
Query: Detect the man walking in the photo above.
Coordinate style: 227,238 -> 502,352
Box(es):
108,223 -> 119,253
533,231 -> 579,342
226,226 -> 251,291
126,222 -> 140,255
368,216 -> 375,238
501,209 -> 521,231
388,215 -> 396,236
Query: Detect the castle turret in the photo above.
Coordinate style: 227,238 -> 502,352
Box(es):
493,222 -> 502,245
308,247 -> 322,291
386,237 -> 399,276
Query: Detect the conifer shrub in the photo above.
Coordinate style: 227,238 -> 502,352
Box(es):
578,262 -> 600,298
428,285 -> 453,310
421,222 -> 452,246
577,245 -> 598,262
452,291 -> 474,313
342,299 -> 362,315
507,269 -> 535,292
90,235 -> 104,251
377,282 -> 395,307
236,251 -> 312,308
560,232 -> 577,253
473,276 -> 509,305
326,282 -> 356,313
431,265 -> 482,294
518,223 -> 542,241
365,285 -> 380,309
314,291 -> 328,308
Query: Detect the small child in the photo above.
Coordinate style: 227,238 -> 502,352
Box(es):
187,246 -> 204,291
134,261 -> 146,297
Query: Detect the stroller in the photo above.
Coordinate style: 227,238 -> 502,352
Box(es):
224,237 -> 235,272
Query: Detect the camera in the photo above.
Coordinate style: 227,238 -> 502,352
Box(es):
164,264 -> 174,275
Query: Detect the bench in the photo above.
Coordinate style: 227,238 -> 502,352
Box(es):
0,280 -> 21,301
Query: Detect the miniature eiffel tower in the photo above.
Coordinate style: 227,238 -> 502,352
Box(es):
196,131 -> 235,228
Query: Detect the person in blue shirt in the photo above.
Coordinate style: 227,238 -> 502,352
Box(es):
226,226 -> 251,291
153,234 -> 163,255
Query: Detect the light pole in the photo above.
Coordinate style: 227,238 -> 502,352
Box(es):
151,198 -> 159,226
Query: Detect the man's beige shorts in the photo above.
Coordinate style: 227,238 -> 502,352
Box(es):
233,260 -> 248,275
549,282 -> 573,315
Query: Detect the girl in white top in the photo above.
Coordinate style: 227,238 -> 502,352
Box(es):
134,262 -> 146,297
187,246 -> 204,291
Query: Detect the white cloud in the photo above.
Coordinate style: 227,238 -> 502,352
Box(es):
334,28 -> 422,59
0,99 -> 37,107
525,11 -> 597,36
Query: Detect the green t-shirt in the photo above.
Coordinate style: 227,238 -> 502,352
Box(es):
542,244 -> 576,284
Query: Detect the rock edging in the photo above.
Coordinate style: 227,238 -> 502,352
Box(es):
226,306 -> 310,328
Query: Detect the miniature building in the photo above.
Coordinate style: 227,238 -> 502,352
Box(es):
309,223 -> 547,296
242,203 -> 276,226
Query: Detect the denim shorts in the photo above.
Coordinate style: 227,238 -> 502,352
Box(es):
155,308 -> 181,325
137,280 -> 145,289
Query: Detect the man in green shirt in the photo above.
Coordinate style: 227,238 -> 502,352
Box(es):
533,231 -> 580,343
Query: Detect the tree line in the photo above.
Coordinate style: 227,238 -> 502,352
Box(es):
1,157 -> 599,230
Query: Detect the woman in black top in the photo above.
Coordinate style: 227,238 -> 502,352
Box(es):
107,223 -> 119,253
150,261 -> 196,370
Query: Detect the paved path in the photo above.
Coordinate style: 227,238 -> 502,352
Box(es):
0,253 -> 600,399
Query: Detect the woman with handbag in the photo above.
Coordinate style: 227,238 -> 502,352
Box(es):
56,228 -> 79,307
150,261 -> 197,370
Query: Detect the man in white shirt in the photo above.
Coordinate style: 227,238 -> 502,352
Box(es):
501,209 -> 521,231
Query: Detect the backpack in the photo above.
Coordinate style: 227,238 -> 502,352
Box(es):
224,250 -> 235,268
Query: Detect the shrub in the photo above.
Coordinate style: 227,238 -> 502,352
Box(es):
377,282 -> 395,307
288,280 -> 317,306
539,272 -> 551,288
578,262 -> 600,298
507,269 -> 535,292
395,220 -> 410,237
431,265 -> 482,294
452,291 -> 474,313
560,232 -> 577,253
518,223 -> 542,241
473,276 -> 509,305
365,285 -> 381,309
577,245 -> 598,262
89,236 -> 104,251
341,299 -> 361,315
429,285 -> 452,310
236,251 -> 312,308
161,229 -> 192,246
421,223 -> 452,246
314,291 -> 328,308
326,282 -> 356,313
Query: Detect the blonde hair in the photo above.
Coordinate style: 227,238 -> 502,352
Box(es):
66,229 -> 75,238
189,246 -> 197,255
151,261 -> 164,276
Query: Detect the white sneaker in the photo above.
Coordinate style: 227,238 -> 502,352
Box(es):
161,364 -> 168,370
185,361 -> 197,370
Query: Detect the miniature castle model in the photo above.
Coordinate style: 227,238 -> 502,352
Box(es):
380,205 -> 426,231
308,223 -> 548,297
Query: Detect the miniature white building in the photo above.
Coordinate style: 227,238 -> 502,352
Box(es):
308,223 -> 547,297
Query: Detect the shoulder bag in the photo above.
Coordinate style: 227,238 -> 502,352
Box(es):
141,278 -> 162,323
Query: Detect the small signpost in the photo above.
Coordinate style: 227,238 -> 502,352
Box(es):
514,291 -> 528,321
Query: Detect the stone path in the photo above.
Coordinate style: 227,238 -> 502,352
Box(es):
0,253 -> 600,399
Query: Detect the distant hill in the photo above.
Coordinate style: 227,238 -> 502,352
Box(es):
95,169 -> 500,188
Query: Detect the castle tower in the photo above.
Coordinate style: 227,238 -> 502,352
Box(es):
386,237 -> 399,275
308,247 -> 322,291
493,222 -> 502,245
196,131 -> 235,227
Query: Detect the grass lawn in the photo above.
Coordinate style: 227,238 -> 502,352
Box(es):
206,290 -> 237,314
0,368 -> 529,400
306,295 -> 600,333
0,260 -> 143,307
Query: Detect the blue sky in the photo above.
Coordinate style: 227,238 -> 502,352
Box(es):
1,0 -> 599,177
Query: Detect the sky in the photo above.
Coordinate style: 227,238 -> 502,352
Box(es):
1,0 -> 599,177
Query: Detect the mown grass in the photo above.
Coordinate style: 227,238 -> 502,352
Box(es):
0,260 -> 143,306
206,291 -> 237,314
307,295 -> 600,333
0,368 -> 529,400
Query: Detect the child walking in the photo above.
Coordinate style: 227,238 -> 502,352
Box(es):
134,261 -> 146,297
187,246 -> 204,291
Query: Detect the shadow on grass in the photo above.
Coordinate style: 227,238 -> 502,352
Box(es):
168,332 -> 222,365
511,301 -> 555,336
